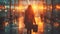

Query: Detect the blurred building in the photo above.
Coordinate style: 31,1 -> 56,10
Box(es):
44,0 -> 60,34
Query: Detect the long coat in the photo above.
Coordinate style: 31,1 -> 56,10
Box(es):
24,5 -> 35,30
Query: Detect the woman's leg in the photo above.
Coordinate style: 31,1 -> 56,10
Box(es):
27,29 -> 29,34
27,29 -> 32,34
29,29 -> 31,34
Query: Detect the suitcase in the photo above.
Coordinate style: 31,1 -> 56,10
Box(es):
33,24 -> 38,32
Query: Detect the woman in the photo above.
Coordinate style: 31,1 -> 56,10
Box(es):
24,5 -> 36,34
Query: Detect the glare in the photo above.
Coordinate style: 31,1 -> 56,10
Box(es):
18,5 -> 25,10
56,5 -> 60,10
32,4 -> 45,12
38,5 -> 44,10
15,6 -> 24,12
38,22 -> 44,32
35,17 -> 44,32
32,4 -> 38,10
18,17 -> 25,29
19,23 -> 23,28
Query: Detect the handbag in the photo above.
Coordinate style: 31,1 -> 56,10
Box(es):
33,24 -> 38,32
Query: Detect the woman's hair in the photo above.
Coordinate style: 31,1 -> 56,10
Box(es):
26,5 -> 34,15
27,5 -> 33,10
25,5 -> 34,18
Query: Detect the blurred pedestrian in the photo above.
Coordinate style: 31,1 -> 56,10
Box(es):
24,5 -> 36,34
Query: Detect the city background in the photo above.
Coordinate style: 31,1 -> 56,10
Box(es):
0,0 -> 60,34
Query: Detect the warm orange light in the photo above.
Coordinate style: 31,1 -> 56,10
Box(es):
38,5 -> 44,10
56,5 -> 60,10
38,22 -> 44,32
0,6 -> 4,9
32,4 -> 44,11
54,22 -> 59,27
50,5 -> 52,10
18,17 -> 25,29
5,22 -> 8,26
15,6 -> 24,11
35,17 -> 44,32
32,4 -> 38,10
19,6 -> 24,10
19,23 -> 23,28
